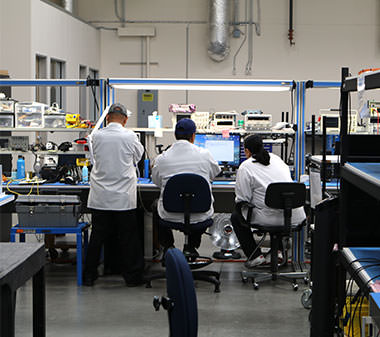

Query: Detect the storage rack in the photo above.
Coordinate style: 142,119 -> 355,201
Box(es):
339,68 -> 380,246
0,79 -> 103,164
337,68 -> 380,336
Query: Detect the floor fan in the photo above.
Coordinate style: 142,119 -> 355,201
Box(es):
209,213 -> 241,260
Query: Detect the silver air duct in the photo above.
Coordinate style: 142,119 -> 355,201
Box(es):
62,0 -> 73,13
208,0 -> 230,62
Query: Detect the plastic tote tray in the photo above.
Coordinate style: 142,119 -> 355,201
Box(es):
16,195 -> 81,227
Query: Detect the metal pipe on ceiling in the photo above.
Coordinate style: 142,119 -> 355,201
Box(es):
208,0 -> 230,62
62,0 -> 73,13
288,0 -> 295,45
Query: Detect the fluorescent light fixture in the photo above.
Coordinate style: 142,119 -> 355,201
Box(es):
108,78 -> 294,92
111,84 -> 290,92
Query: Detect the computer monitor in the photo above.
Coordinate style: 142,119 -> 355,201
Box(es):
194,133 -> 241,167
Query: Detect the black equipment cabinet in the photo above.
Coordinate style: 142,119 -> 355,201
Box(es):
311,68 -> 380,337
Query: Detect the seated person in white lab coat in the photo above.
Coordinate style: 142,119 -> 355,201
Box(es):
231,135 -> 306,268
152,118 -> 221,256
84,103 -> 145,286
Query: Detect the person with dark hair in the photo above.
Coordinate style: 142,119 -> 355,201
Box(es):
231,134 -> 306,268
84,103 -> 145,286
152,118 -> 220,256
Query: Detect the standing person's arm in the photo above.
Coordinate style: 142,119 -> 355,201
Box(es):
132,134 -> 144,165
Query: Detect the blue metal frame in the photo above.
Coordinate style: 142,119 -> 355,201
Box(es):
301,80 -> 341,175
311,81 -> 341,88
99,79 -> 104,118
10,222 -> 89,286
295,82 -> 300,180
0,79 -> 87,86
301,82 -> 306,175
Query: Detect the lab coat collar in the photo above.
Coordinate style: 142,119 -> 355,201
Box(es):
106,122 -> 124,129
174,139 -> 193,145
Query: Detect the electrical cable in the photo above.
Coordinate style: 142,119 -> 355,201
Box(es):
357,295 -> 365,337
348,93 -> 352,135
232,0 -> 248,75
340,259 -> 380,336
87,75 -> 100,113
114,0 -> 122,21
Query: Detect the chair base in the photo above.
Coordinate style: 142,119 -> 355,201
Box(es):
146,264 -> 221,293
241,262 -> 309,291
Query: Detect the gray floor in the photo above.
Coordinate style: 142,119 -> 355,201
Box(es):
14,248 -> 311,337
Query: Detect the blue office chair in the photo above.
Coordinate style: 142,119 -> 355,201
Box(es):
153,248 -> 198,337
147,173 -> 221,292
240,182 -> 308,290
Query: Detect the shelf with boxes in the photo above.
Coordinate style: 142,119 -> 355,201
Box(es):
0,79 -> 102,178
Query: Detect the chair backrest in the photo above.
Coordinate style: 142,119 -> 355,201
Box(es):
165,248 -> 198,337
265,182 -> 306,210
265,182 -> 306,230
163,173 -> 211,213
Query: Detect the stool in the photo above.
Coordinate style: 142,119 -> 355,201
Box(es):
10,222 -> 89,286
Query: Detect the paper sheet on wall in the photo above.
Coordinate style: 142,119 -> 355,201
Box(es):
357,74 -> 370,118
310,170 -> 322,209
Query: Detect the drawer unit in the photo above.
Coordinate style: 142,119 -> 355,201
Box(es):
0,114 -> 14,128
0,100 -> 15,113
44,114 -> 66,128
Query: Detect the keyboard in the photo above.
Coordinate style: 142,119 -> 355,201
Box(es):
213,176 -> 236,181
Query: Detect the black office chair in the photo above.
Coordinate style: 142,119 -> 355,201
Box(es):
153,248 -> 198,337
147,173 -> 221,292
240,182 -> 308,290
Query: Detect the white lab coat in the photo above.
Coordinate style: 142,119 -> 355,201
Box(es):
235,153 -> 306,226
152,140 -> 221,223
88,122 -> 144,211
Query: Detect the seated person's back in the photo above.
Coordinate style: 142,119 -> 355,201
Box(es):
151,119 -> 221,253
236,151 -> 305,226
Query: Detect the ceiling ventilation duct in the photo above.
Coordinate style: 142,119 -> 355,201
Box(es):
62,0 -> 73,13
208,0 -> 231,62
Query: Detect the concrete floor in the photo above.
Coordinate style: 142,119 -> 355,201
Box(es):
14,250 -> 310,337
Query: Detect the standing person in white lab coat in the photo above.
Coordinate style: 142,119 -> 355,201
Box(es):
231,135 -> 306,268
84,103 -> 145,286
152,118 -> 221,256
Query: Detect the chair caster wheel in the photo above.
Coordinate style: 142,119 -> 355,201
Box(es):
214,286 -> 221,293
293,283 -> 299,291
304,277 -> 309,284
253,283 -> 259,290
241,276 -> 248,284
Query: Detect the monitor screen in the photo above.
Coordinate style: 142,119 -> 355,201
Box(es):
194,133 -> 241,167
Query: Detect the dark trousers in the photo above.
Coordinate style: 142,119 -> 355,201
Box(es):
231,211 -> 285,260
152,203 -> 204,249
84,208 -> 144,283
231,211 -> 262,259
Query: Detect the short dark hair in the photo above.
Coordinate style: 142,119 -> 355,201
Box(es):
175,133 -> 193,141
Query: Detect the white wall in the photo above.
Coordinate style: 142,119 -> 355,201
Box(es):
77,0 -> 380,128
31,0 -> 100,114
0,0 -> 32,99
